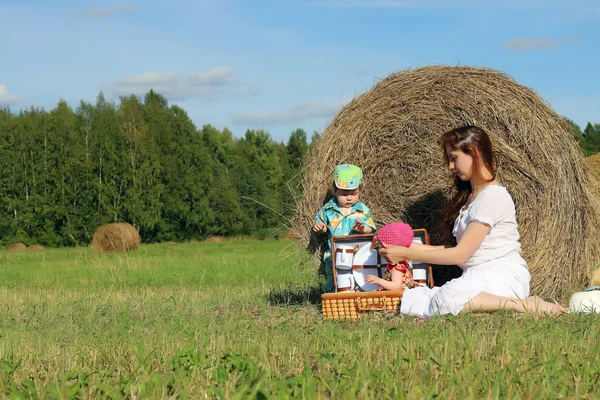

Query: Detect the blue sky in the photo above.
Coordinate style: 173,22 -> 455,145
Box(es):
1,0 -> 599,142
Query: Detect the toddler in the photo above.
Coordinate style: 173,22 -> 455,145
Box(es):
313,164 -> 376,292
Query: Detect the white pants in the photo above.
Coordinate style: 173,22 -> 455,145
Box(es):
400,259 -> 530,319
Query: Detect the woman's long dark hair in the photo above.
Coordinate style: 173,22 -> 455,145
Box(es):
440,125 -> 496,228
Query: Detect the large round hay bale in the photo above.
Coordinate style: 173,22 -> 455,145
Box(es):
585,153 -> 600,193
592,267 -> 600,287
7,243 -> 27,251
294,65 -> 600,299
91,222 -> 141,253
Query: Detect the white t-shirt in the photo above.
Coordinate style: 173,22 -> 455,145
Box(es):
452,185 -> 526,270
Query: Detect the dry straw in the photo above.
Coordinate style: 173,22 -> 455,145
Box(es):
294,65 -> 600,299
91,222 -> 141,253
7,243 -> 27,251
585,152 -> 600,192
204,237 -> 224,243
591,268 -> 600,287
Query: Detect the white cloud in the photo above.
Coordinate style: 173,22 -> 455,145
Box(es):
247,87 -> 261,96
105,67 -> 251,101
311,1 -> 433,8
87,4 -> 136,17
115,72 -> 179,86
567,36 -> 584,45
109,72 -> 188,98
232,101 -> 344,126
0,84 -> 24,106
186,67 -> 234,87
502,38 -> 560,51
311,0 -> 594,9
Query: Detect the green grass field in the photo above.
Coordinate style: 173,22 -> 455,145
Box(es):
1,240 -> 599,399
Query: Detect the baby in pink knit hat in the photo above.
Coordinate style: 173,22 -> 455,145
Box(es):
366,222 -> 418,291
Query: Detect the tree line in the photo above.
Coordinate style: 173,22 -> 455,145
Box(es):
0,91 -> 315,247
566,119 -> 600,156
0,92 -> 597,247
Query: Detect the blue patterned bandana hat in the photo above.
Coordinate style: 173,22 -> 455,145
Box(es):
334,164 -> 363,189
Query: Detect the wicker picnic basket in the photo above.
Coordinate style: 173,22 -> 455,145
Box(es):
322,290 -> 405,319
321,229 -> 434,319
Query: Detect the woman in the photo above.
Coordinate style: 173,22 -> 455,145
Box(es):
379,125 -> 566,318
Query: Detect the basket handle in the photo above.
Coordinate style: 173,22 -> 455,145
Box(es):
356,297 -> 387,311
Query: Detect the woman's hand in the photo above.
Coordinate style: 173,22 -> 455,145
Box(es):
378,244 -> 409,264
365,274 -> 381,285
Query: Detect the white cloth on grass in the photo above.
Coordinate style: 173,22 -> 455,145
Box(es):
400,185 -> 530,318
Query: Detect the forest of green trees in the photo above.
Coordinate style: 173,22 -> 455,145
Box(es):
566,119 -> 600,156
0,91 -> 317,247
0,91 -> 598,247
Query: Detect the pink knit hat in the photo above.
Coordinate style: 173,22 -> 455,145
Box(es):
376,222 -> 414,247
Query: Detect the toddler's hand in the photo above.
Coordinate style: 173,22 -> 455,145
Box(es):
353,220 -> 372,234
365,275 -> 380,284
313,222 -> 327,233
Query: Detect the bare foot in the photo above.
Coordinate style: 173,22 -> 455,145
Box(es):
525,296 -> 567,316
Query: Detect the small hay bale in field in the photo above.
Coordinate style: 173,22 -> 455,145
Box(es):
294,65 -> 600,299
28,245 -> 45,250
91,222 -> 141,253
204,237 -> 223,243
7,243 -> 27,251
